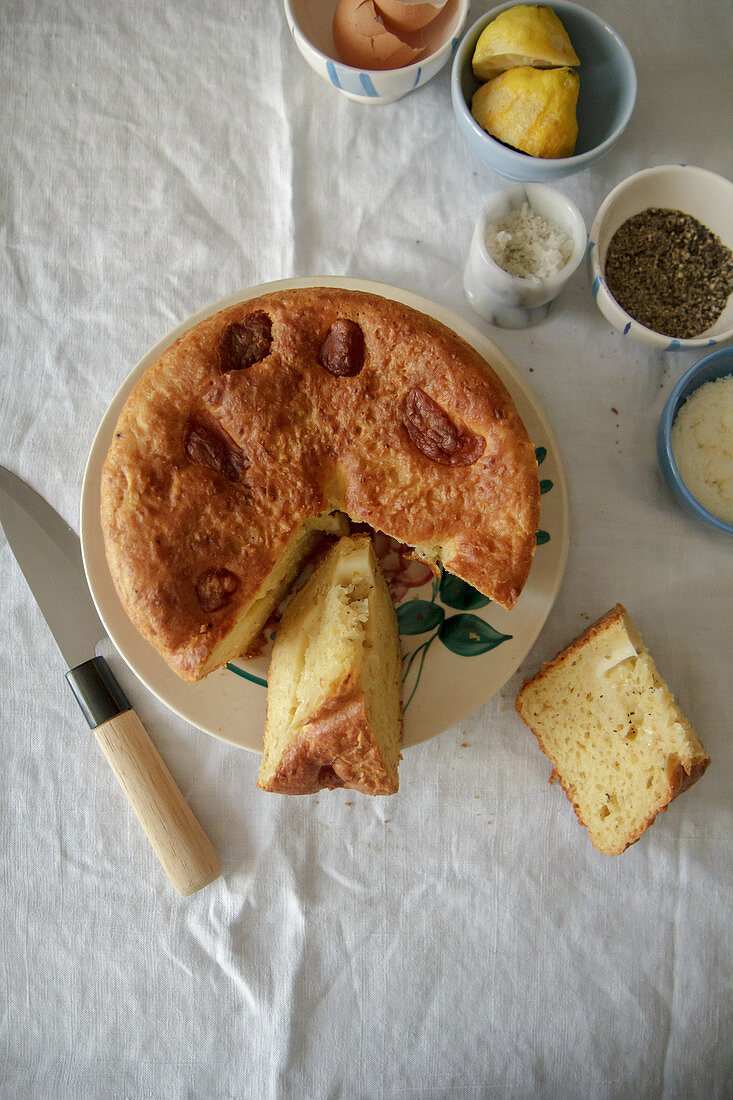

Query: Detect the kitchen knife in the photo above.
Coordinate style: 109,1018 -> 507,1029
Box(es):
0,464 -> 222,897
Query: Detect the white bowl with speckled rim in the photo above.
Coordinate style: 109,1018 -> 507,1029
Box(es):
589,164 -> 733,350
283,0 -> 469,104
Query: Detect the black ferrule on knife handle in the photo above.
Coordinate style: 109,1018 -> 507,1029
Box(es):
65,656 -> 131,729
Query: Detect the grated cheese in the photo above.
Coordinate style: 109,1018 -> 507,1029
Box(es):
671,374 -> 733,523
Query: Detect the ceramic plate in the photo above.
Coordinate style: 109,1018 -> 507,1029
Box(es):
81,277 -> 569,753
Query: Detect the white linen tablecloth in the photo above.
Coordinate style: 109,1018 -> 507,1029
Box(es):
1,1 -> 731,1097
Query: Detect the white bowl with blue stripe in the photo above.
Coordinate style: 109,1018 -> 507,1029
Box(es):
284,0 -> 469,105
589,165 -> 733,350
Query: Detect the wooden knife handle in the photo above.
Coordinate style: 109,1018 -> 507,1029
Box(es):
93,708 -> 222,896
66,657 -> 221,896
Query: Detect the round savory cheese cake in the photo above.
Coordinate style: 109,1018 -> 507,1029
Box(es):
101,287 -> 541,682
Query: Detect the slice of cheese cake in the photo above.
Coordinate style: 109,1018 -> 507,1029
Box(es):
516,604 -> 710,854
258,535 -> 402,796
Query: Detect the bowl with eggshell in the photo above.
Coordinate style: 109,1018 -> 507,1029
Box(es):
657,346 -> 733,536
283,0 -> 469,104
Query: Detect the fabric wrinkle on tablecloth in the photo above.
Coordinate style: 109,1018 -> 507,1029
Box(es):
1,1 -> 731,1097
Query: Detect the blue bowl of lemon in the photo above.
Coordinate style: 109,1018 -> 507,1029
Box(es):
451,1 -> 637,181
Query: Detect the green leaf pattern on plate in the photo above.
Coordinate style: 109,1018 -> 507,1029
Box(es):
535,445 -> 550,546
226,663 -> 268,688
438,614 -> 512,656
439,573 -> 491,610
396,600 -> 445,634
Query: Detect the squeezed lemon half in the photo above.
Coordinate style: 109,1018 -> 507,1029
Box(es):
472,4 -> 580,81
471,66 -> 580,159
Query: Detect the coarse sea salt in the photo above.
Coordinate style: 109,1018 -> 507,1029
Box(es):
671,374 -> 733,524
485,202 -> 573,279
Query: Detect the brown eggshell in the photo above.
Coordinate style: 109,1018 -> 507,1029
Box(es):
332,0 -> 426,70
375,0 -> 447,32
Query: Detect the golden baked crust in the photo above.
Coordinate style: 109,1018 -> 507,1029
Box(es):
258,675 -> 398,796
101,287 -> 540,681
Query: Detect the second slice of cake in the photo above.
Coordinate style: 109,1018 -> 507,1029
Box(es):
257,535 -> 403,796
516,604 -> 710,854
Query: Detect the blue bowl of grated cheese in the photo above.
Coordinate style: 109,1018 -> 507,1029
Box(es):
657,347 -> 733,535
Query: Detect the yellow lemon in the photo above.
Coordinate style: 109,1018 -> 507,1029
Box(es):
472,5 -> 580,82
471,66 -> 580,159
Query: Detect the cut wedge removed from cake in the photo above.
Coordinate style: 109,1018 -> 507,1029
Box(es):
257,535 -> 403,796
516,604 -> 710,854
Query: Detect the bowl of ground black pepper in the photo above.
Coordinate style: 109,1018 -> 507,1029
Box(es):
589,165 -> 733,349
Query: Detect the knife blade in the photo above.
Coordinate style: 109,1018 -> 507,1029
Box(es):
0,465 -> 221,896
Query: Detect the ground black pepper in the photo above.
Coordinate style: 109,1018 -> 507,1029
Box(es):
604,207 -> 733,338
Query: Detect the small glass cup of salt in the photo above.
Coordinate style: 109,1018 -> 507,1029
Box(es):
463,183 -> 587,328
